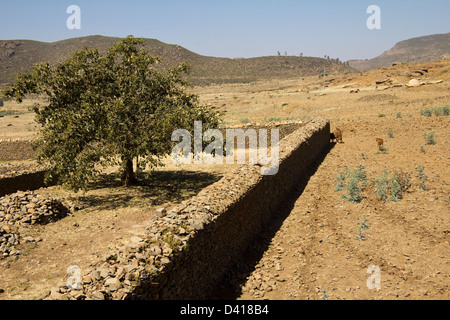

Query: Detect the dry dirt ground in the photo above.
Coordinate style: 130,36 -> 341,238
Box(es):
0,59 -> 449,300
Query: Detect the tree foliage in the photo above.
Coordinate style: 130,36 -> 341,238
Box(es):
2,36 -> 221,191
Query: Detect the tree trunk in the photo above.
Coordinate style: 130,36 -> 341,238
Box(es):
123,158 -> 136,186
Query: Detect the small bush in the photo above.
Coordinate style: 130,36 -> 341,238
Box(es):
354,164 -> 369,185
373,171 -> 403,202
240,118 -> 250,124
393,170 -> 411,193
421,106 -> 449,117
416,165 -> 427,190
387,129 -> 394,138
443,106 -> 449,116
421,108 -> 432,117
433,108 -> 443,116
0,98 -> 3,107
356,215 -> 370,241
336,165 -> 368,203
377,145 -> 388,154
396,112 -> 402,118
342,176 -> 363,203
423,131 -> 436,145
335,169 -> 348,191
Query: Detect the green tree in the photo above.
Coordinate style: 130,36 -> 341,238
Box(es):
2,36 -> 221,191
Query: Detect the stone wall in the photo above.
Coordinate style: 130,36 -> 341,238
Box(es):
49,118 -> 330,300
0,170 -> 49,198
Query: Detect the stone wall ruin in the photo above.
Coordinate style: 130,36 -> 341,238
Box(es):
48,117 -> 331,300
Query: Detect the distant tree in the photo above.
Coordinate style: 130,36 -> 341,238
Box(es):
2,36 -> 221,191
299,53 -> 303,57
284,51 -> 287,56
277,51 -> 281,57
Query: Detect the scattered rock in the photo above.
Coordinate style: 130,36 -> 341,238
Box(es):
90,290 -> 106,300
50,287 -> 69,301
406,79 -> 420,87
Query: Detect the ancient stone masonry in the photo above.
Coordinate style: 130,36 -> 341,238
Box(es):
0,191 -> 69,259
0,169 -> 50,198
48,117 -> 330,300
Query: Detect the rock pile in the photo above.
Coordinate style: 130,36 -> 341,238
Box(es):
0,191 -> 69,259
0,191 -> 69,226
0,223 -> 21,259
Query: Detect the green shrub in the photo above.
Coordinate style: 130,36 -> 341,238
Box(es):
354,164 -> 369,185
335,169 -> 348,191
443,106 -> 449,116
240,118 -> 250,124
423,131 -> 436,145
356,215 -> 370,241
336,165 -> 368,203
421,106 -> 449,117
421,108 -> 432,117
433,108 -> 443,116
373,171 -> 403,202
377,145 -> 388,154
393,170 -> 411,192
342,175 -> 364,203
416,165 -> 427,190
387,129 -> 394,138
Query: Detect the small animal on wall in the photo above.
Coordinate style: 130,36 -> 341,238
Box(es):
334,128 -> 343,143
376,138 -> 384,150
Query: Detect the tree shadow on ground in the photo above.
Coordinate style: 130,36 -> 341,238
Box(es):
211,142 -> 335,299
71,170 -> 223,212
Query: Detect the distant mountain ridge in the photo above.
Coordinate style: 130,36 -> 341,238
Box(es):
0,35 -> 354,86
348,33 -> 450,71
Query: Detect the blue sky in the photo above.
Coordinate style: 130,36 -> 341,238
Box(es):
0,0 -> 449,61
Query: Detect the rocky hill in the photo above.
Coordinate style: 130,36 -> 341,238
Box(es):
348,33 -> 450,71
0,35 -> 355,86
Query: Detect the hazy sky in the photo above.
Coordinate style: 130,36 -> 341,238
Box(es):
1,0 -> 449,61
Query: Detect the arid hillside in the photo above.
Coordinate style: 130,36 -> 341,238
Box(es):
349,33 -> 450,71
0,35 -> 355,86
